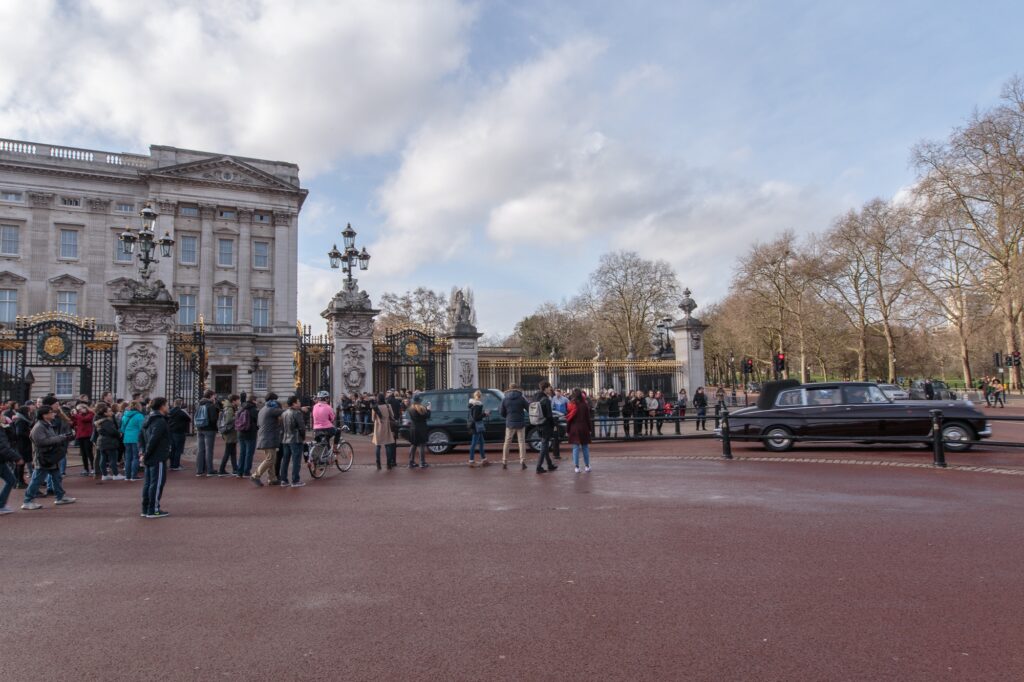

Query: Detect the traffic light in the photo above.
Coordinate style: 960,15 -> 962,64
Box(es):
994,352 -> 1003,368
774,353 -> 786,373
745,358 -> 754,375
1014,351 -> 1022,367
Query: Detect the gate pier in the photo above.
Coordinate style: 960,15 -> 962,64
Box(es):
111,295 -> 178,400
323,280 -> 378,397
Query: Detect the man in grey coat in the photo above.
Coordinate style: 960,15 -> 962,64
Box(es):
249,394 -> 284,487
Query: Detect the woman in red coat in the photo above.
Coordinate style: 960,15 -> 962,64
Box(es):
70,404 -> 95,476
565,388 -> 593,473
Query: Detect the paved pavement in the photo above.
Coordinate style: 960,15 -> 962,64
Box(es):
4,407 -> 1023,680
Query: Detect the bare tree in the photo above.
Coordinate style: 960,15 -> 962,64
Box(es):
375,287 -> 448,333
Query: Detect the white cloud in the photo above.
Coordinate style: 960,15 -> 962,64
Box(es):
0,0 -> 474,175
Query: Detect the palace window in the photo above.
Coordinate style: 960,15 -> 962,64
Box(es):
55,370 -> 73,397
60,197 -> 81,207
179,235 -> 198,265
0,225 -> 19,256
253,297 -> 270,328
57,291 -> 78,315
218,209 -> 236,220
59,229 -> 79,259
215,295 -> 234,324
1,191 -> 22,202
114,235 -> 132,263
179,294 -> 196,325
253,368 -> 268,393
0,289 -> 17,323
253,212 -> 270,223
179,205 -> 200,218
115,202 -> 134,213
217,239 -> 234,267
253,241 -> 270,269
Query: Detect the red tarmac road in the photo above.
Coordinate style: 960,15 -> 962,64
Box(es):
3,407 -> 1023,681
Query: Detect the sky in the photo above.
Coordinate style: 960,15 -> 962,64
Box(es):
2,0 -> 1022,336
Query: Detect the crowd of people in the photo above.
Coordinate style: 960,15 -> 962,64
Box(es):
978,377 -> 1008,408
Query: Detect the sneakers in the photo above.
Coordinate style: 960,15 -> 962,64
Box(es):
102,475 -> 112,481
21,502 -> 42,510
114,474 -> 125,481
278,480 -> 289,487
170,466 -> 183,471
0,506 -> 14,515
468,461 -> 476,467
481,459 -> 490,466
291,481 -> 306,488
574,467 -> 580,473
584,466 -> 591,473
79,471 -> 91,477
249,476 -> 264,487
54,497 -> 77,506
146,510 -> 170,519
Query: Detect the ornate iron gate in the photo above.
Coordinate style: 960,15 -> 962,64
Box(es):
296,324 -> 332,402
166,323 -> 206,409
0,313 -> 117,403
373,328 -> 448,392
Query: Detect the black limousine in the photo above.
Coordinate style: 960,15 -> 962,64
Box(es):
722,381 -> 991,452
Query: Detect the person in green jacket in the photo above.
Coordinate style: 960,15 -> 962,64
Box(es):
120,403 -> 145,481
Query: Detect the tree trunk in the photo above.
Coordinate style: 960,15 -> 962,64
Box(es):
1003,298 -> 1021,391
882,322 -> 897,383
957,324 -> 973,389
857,327 -> 867,381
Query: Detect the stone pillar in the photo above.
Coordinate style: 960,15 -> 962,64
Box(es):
670,288 -> 709,398
592,343 -> 605,396
111,291 -> 178,400
625,345 -> 638,393
237,208 -> 253,327
447,332 -> 481,389
198,204 -> 216,321
322,280 -> 378,397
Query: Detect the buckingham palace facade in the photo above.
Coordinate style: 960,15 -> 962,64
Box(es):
0,138 -> 307,400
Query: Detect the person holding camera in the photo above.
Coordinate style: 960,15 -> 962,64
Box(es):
21,406 -> 77,509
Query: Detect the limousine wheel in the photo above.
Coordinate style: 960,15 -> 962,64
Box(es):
941,422 -> 975,452
426,429 -> 452,455
527,428 -> 543,453
763,426 -> 795,452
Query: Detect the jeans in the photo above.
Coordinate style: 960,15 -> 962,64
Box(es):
99,448 -> 119,476
218,441 -> 238,474
238,438 -> 256,476
343,412 -> 354,432
469,429 -> 486,461
572,444 -> 591,469
141,460 -> 167,515
124,443 -> 140,480
195,431 -> 216,474
26,466 -> 65,502
286,442 -> 304,483
362,413 -> 372,434
276,445 -> 289,482
0,462 -> 15,507
597,415 -> 609,438
169,432 -> 186,468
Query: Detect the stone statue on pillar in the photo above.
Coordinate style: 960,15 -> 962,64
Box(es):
670,288 -> 709,398
445,287 -> 481,389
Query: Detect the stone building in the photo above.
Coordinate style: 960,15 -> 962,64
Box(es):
0,138 -> 306,399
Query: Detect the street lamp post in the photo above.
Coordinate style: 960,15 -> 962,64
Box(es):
119,203 -> 174,284
327,223 -> 371,286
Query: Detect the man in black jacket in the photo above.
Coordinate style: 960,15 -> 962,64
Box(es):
500,384 -> 530,470
194,390 -> 219,477
21,407 -> 76,510
141,397 -> 172,518
533,382 -> 558,474
0,423 -> 23,513
167,398 -> 191,471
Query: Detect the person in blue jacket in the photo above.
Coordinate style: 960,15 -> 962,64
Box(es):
120,402 -> 145,481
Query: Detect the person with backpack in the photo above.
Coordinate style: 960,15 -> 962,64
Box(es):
250,393 -> 284,487
235,393 -> 259,477
140,397 -> 172,518
216,394 -> 239,476
500,383 -> 529,470
532,381 -> 558,474
167,398 -> 191,471
120,402 -> 145,481
193,390 -> 220,477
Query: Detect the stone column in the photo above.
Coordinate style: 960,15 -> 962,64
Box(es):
272,212 -> 293,331
237,208 -> 253,327
446,331 -> 482,389
322,280 -> 378,397
198,204 -> 216,321
625,345 -> 638,393
111,292 -> 178,400
670,288 -> 709,398
547,350 -> 559,389
592,344 -> 605,396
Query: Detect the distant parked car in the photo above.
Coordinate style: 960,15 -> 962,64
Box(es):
908,379 -> 956,401
877,383 -> 910,401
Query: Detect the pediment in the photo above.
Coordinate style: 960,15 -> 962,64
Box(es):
144,157 -> 300,193
0,270 -> 27,285
48,274 -> 85,287
213,279 -> 238,289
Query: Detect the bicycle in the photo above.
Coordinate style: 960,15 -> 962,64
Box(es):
305,428 -> 355,479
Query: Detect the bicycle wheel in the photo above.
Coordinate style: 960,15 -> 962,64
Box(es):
309,443 -> 328,479
334,441 -> 354,472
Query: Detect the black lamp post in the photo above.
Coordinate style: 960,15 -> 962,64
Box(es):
248,356 -> 261,375
328,223 -> 370,285
654,317 -> 674,358
119,203 -> 174,283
